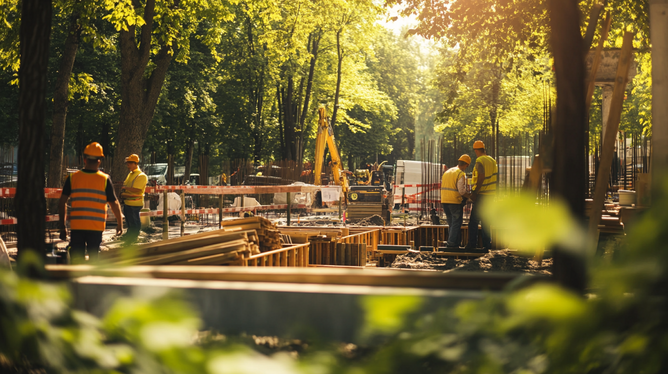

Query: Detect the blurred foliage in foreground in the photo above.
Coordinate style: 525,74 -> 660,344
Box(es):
3,190 -> 668,373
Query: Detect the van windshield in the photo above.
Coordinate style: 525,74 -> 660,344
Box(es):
146,164 -> 167,176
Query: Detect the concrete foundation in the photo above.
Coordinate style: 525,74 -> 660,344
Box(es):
70,275 -> 484,343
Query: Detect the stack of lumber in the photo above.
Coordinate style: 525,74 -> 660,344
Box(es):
221,216 -> 281,252
100,229 -> 259,265
279,227 -> 348,244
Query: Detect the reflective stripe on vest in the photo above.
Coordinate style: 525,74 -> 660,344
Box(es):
472,155 -> 498,194
123,169 -> 147,206
70,170 -> 108,231
441,167 -> 465,204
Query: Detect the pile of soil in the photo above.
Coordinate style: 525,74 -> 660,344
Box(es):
348,214 -> 386,226
391,249 -> 553,275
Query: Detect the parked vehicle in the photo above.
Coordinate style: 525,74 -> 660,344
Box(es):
144,163 -> 199,185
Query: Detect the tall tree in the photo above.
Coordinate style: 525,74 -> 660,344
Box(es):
106,0 -> 235,180
16,0 -> 52,270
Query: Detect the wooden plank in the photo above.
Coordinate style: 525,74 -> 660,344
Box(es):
46,265 -> 547,291
587,31 -> 635,248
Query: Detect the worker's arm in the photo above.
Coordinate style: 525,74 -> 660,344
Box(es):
58,194 -> 69,240
457,175 -> 470,199
121,187 -> 143,195
471,162 -> 485,201
109,201 -> 124,236
106,176 -> 124,236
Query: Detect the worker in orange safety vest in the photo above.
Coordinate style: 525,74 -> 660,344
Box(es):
58,142 -> 123,263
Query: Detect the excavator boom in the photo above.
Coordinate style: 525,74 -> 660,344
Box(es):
313,107 -> 349,193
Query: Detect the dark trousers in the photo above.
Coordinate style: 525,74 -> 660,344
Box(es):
123,204 -> 142,241
70,230 -> 103,264
442,202 -> 464,247
467,194 -> 492,249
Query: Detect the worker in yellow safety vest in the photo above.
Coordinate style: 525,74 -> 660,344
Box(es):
441,154 -> 471,249
58,142 -> 123,263
464,140 -> 498,252
120,154 -> 148,243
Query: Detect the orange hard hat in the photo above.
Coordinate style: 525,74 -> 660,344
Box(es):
83,142 -> 104,158
125,154 -> 140,163
458,154 -> 472,164
473,140 -> 485,150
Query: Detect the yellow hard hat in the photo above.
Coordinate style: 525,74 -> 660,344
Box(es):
83,142 -> 104,158
473,140 -> 485,150
125,154 -> 140,163
458,154 -> 471,164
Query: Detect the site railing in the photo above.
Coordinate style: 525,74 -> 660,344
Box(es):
336,229 -> 379,258
0,185 -> 343,243
244,243 -> 310,267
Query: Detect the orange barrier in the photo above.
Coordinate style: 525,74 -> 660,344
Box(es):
245,243 -> 310,267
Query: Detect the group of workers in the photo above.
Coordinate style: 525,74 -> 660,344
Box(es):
440,140 -> 498,252
56,139 -> 496,263
58,142 -> 148,263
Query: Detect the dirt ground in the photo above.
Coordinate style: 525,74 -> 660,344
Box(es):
391,249 -> 553,275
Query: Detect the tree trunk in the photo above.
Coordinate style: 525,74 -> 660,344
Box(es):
331,28 -> 344,129
277,84 -> 285,157
549,0 -> 587,293
17,0 -> 52,272
47,13 -> 80,188
297,31 -> 321,163
111,0 -> 174,181
282,77 -> 296,160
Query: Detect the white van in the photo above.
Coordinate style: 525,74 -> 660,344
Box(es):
393,160 -> 444,213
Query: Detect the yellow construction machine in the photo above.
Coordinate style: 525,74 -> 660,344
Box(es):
313,107 -> 390,223
314,107 -> 349,193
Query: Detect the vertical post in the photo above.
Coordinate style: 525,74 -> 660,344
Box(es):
218,194 -> 223,229
286,192 -> 291,226
338,188 -> 342,221
651,0 -> 668,198
162,190 -> 169,240
180,190 -> 185,237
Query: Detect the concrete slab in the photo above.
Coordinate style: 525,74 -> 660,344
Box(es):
70,275 -> 484,343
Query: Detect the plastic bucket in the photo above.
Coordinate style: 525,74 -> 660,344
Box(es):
618,190 -> 636,206
140,208 -> 151,229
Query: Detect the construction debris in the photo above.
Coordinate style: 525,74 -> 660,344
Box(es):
347,214 -> 385,226
391,250 -> 553,274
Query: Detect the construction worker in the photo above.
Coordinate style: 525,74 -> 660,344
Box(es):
58,142 -> 123,263
464,140 -> 498,252
120,154 -> 148,244
441,154 -> 471,249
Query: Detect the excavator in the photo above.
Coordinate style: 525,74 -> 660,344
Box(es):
314,107 -> 349,193
313,107 -> 390,223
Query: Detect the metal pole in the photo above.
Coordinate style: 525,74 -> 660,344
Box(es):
162,190 -> 168,240
180,190 -> 185,237
218,194 -> 223,229
287,192 -> 291,226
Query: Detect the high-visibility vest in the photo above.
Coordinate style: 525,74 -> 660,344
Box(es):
69,170 -> 109,231
472,155 -> 498,194
123,169 -> 147,207
441,167 -> 465,204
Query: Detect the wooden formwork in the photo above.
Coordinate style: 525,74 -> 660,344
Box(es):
407,225 -> 489,249
245,243 -> 310,267
309,239 -> 366,266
